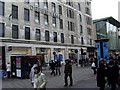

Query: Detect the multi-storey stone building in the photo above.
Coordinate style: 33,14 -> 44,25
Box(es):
0,0 -> 95,67
118,1 -> 120,39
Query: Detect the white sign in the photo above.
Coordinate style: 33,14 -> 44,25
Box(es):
16,69 -> 21,77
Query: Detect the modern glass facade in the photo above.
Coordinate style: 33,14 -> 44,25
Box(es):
95,21 -> 119,52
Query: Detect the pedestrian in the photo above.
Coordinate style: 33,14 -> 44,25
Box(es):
107,60 -> 119,90
64,59 -> 73,86
91,61 -> 97,74
6,62 -> 11,78
97,61 -> 106,90
50,60 -> 56,76
34,66 -> 47,90
38,59 -> 42,72
55,60 -> 61,76
30,60 -> 39,86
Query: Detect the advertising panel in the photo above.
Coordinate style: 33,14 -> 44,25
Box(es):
97,42 -> 101,62
103,42 -> 109,63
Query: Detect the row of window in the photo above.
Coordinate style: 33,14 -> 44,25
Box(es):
25,0 -> 62,15
0,22 -> 92,45
0,22 -> 64,43
0,22 -> 64,42
80,25 -> 92,35
0,1 -> 92,29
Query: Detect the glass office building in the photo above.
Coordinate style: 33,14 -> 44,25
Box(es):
94,17 -> 120,54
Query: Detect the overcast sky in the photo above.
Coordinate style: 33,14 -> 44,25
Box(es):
91,0 -> 120,20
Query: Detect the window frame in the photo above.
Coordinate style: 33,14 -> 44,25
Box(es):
35,11 -> 40,24
12,5 -> 18,19
45,30 -> 49,41
25,27 -> 30,40
0,22 -> 5,37
44,14 -> 49,25
71,35 -> 74,44
24,8 -> 30,21
0,1 -> 5,16
61,33 -> 64,43
52,17 -> 56,27
53,32 -> 57,42
59,19 -> 63,29
12,24 -> 19,39
35,28 -> 41,41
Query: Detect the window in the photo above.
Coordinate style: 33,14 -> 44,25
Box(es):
35,29 -> 41,40
61,33 -> 64,43
52,2 -> 56,12
69,9 -> 72,18
66,0 -> 73,7
24,8 -> 30,21
70,22 -> 75,31
0,22 -> 4,37
24,0 -> 29,4
53,32 -> 57,42
35,11 -> 40,23
25,27 -> 30,40
34,0 -> 39,7
45,31 -> 49,41
87,28 -> 92,35
79,14 -> 82,22
90,39 -> 92,45
67,9 -> 69,17
12,25 -> 18,39
67,9 -> 74,19
12,5 -> 18,19
71,22 -> 73,31
44,14 -> 49,25
70,22 -> 72,31
59,5 -> 62,15
68,21 -> 70,30
59,19 -> 63,29
78,3 -> 81,11
52,17 -> 56,27
44,0 -> 48,10
86,17 -> 92,25
80,25 -> 83,33
85,7 -> 91,15
81,37 -> 84,45
71,35 -> 74,44
0,1 -> 4,16
68,21 -> 74,31
86,2 -> 90,6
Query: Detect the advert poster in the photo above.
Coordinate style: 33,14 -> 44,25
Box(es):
97,42 -> 101,62
103,42 -> 109,63
16,57 -> 21,68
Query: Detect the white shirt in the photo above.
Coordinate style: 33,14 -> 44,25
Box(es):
34,72 -> 47,88
30,64 -> 38,83
6,63 -> 11,71
91,62 -> 96,67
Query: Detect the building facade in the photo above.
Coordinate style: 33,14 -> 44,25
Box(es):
0,0 -> 95,67
93,17 -> 120,55
118,1 -> 120,22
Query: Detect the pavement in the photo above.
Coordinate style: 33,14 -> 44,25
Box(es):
2,64 -> 119,90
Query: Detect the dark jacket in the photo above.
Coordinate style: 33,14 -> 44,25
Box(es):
97,64 -> 106,87
64,63 -> 72,74
107,64 -> 119,85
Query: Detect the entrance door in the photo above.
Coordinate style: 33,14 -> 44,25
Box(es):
11,56 -> 16,78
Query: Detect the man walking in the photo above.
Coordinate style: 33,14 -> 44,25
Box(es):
64,59 -> 73,86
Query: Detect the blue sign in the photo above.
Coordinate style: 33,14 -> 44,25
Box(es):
97,42 -> 101,62
103,42 -> 109,63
